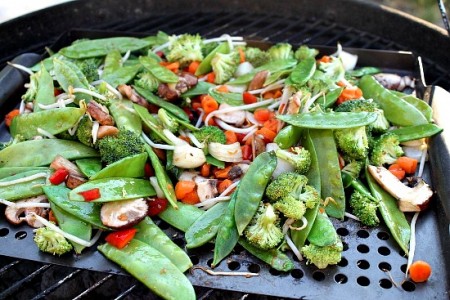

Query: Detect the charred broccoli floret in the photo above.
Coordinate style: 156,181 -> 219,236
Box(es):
166,34 -> 204,67
275,147 -> 311,174
299,185 -> 321,209
273,195 -> 306,220
244,203 -> 284,250
76,115 -> 94,147
370,132 -> 404,166
349,190 -> 380,227
211,51 -> 240,84
265,172 -> 308,202
134,72 -> 160,92
335,99 -> 390,133
267,43 -> 294,61
75,58 -> 100,83
97,129 -> 145,165
301,239 -> 343,269
192,125 -> 226,144
294,45 -> 319,61
34,226 -> 73,256
334,126 -> 369,160
158,108 -> 179,133
244,47 -> 270,67
341,160 -> 364,179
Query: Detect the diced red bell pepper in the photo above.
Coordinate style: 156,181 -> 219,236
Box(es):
49,168 -> 69,185
147,198 -> 169,216
105,228 -> 137,249
78,188 -> 101,201
241,144 -> 252,161
144,163 -> 155,178
243,92 -> 257,104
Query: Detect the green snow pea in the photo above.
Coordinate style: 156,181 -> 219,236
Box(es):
212,189 -> 240,267
60,37 -> 152,59
101,63 -> 142,88
277,111 -> 377,129
264,69 -> 292,86
140,56 -> 179,83
145,144 -> 178,209
365,166 -> 410,255
33,64 -> 55,112
309,129 -> 345,219
347,66 -> 381,77
235,151 -> 277,235
69,178 -> 155,202
390,123 -> 443,143
9,106 -> 86,139
90,152 -> 147,180
53,58 -> 92,102
0,139 -> 99,167
50,202 -> 92,254
134,86 -> 189,122
205,155 -> 225,168
0,169 -> 49,201
323,87 -> 344,108
0,167 -> 48,179
101,50 -> 122,77
391,91 -> 433,122
195,42 -> 229,76
287,57 -> 316,86
307,211 -> 339,247
359,75 -> 428,126
239,238 -> 294,272
208,89 -> 243,106
98,240 -> 196,300
229,59 -> 298,85
43,185 -> 108,230
274,125 -> 303,149
134,217 -> 192,272
133,104 -> 172,144
109,99 -> 143,134
181,81 -> 215,98
185,201 -> 228,249
75,158 -> 102,178
158,201 -> 205,232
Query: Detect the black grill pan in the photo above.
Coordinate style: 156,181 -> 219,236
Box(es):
0,30 -> 449,299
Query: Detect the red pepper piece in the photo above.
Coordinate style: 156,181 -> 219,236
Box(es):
49,168 -> 69,185
144,163 -> 155,178
241,144 -> 252,161
243,92 -> 257,104
78,188 -> 101,201
105,228 -> 137,249
147,198 -> 169,216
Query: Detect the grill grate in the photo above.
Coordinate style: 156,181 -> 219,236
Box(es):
1,9 -> 450,300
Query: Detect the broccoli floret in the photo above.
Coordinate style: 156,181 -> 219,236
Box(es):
192,125 -> 226,144
75,58 -> 100,83
134,72 -> 160,92
158,108 -> 179,133
166,34 -> 204,67
334,126 -> 369,160
335,99 -> 390,133
244,203 -> 284,250
97,129 -> 145,165
370,132 -> 404,166
76,115 -> 94,147
299,185 -> 321,209
275,147 -> 311,174
273,195 -> 307,220
294,45 -> 319,61
244,47 -> 270,67
341,160 -> 364,179
34,226 -> 73,256
267,43 -> 294,61
211,51 -> 240,84
349,190 -> 380,227
22,72 -> 39,102
265,172 -> 308,202
301,239 -> 343,269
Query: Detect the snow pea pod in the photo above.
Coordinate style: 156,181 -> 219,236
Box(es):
235,151 -> 277,235
90,152 -> 147,180
0,139 -> 99,167
134,217 -> 192,272
208,89 -> 243,106
53,58 -> 92,101
101,50 -> 122,77
10,106 -> 86,139
133,104 -> 172,144
98,240 -> 196,300
50,202 -> 92,254
69,178 -> 155,202
365,167 -> 410,255
212,189 -> 239,267
108,99 -> 142,134
0,169 -> 49,201
323,87 -> 344,108
75,158 -> 102,178
391,91 -> 433,122
185,201 -> 228,249
287,57 -> 316,86
159,201 -> 205,232
307,211 -> 339,247
145,144 -> 178,209
238,238 -> 294,272
134,86 -> 189,122
274,125 -> 303,149
309,129 -> 345,219
43,185 -> 108,230
195,42 -> 229,76
0,167 -> 48,179
33,64 -> 55,112
359,75 -> 428,126
277,111 -> 377,129
229,59 -> 298,85
60,37 -> 152,59
101,63 -> 142,88
390,123 -> 443,143
140,56 -> 178,83
181,81 -> 215,98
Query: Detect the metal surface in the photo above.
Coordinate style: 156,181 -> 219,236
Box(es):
0,1 -> 450,299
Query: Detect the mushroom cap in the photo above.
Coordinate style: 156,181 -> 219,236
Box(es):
100,198 -> 149,229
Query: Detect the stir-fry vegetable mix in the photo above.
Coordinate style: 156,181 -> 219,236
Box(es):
0,32 -> 442,298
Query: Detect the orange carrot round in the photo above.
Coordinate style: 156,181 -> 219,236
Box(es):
175,181 -> 196,200
388,163 -> 406,180
256,127 -> 277,143
254,108 -> 271,123
201,95 -> 219,114
224,130 -> 238,144
218,179 -> 233,194
5,109 -> 20,127
396,156 -> 418,174
409,260 -> 432,283
188,61 -> 201,74
200,163 -> 211,177
180,190 -> 200,204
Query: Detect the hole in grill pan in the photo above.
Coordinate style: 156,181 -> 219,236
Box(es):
335,274 -> 348,284
357,244 -> 370,254
378,262 -> 392,272
357,276 -> 370,286
379,278 -> 393,289
14,231 -> 27,240
0,228 -> 9,237
290,269 -> 303,279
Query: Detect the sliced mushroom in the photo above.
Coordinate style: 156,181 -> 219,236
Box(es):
50,155 -> 85,178
373,73 -> 415,91
215,103 -> 246,126
195,179 -> 219,201
87,100 -> 115,126
367,165 -> 433,212
117,84 -> 151,109
65,174 -> 87,189
5,195 -> 49,228
248,70 -> 269,91
158,83 -> 180,101
100,198 -> 149,229
208,142 -> 243,163
97,125 -> 119,139
175,72 -> 198,93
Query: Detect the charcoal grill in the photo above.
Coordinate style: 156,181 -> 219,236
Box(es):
1,0 -> 450,299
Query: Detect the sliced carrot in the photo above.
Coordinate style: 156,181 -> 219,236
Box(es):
201,95 -> 219,114
241,144 -> 252,161
243,92 -> 257,104
388,163 -> 406,180
224,130 -> 238,144
175,181 -> 196,200
319,55 -> 331,63
396,156 -> 418,174
5,109 -> 20,127
263,91 -> 274,99
206,72 -> 216,83
216,85 -> 229,93
337,87 -> 363,105
254,108 -> 272,123
218,179 -> 233,194
273,89 -> 283,98
200,163 -> 211,177
214,166 -> 232,179
160,61 -> 179,73
180,190 -> 200,204
238,47 -> 246,63
188,61 -> 201,74
179,135 -> 191,144
263,118 -> 279,132
256,127 -> 277,143
409,260 -> 432,283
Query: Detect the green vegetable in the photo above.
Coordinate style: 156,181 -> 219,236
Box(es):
294,45 -> 319,61
370,132 -> 404,166
134,72 -> 160,92
108,99 -> 143,134
211,51 -> 240,84
195,42 -> 229,75
34,226 -> 73,256
133,103 -> 173,144
273,125 -> 303,149
75,158 -> 102,178
334,126 -> 369,160
287,57 -> 316,86
301,239 -> 343,269
90,152 -> 147,179
97,129 -> 145,165
74,57 -> 101,83
158,108 -> 180,133
75,115 -> 94,147
349,190 -> 380,227
139,56 -> 179,83
390,123 -> 443,142
158,202 -> 205,232
267,43 -> 294,61
33,64 -> 55,112
0,167 -> 48,179
53,58 -> 92,102
275,147 -> 311,174
0,169 -> 49,201
166,33 -> 203,67
192,125 -> 226,145
306,212 -> 339,247
277,111 -> 378,129
244,46 -> 270,67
